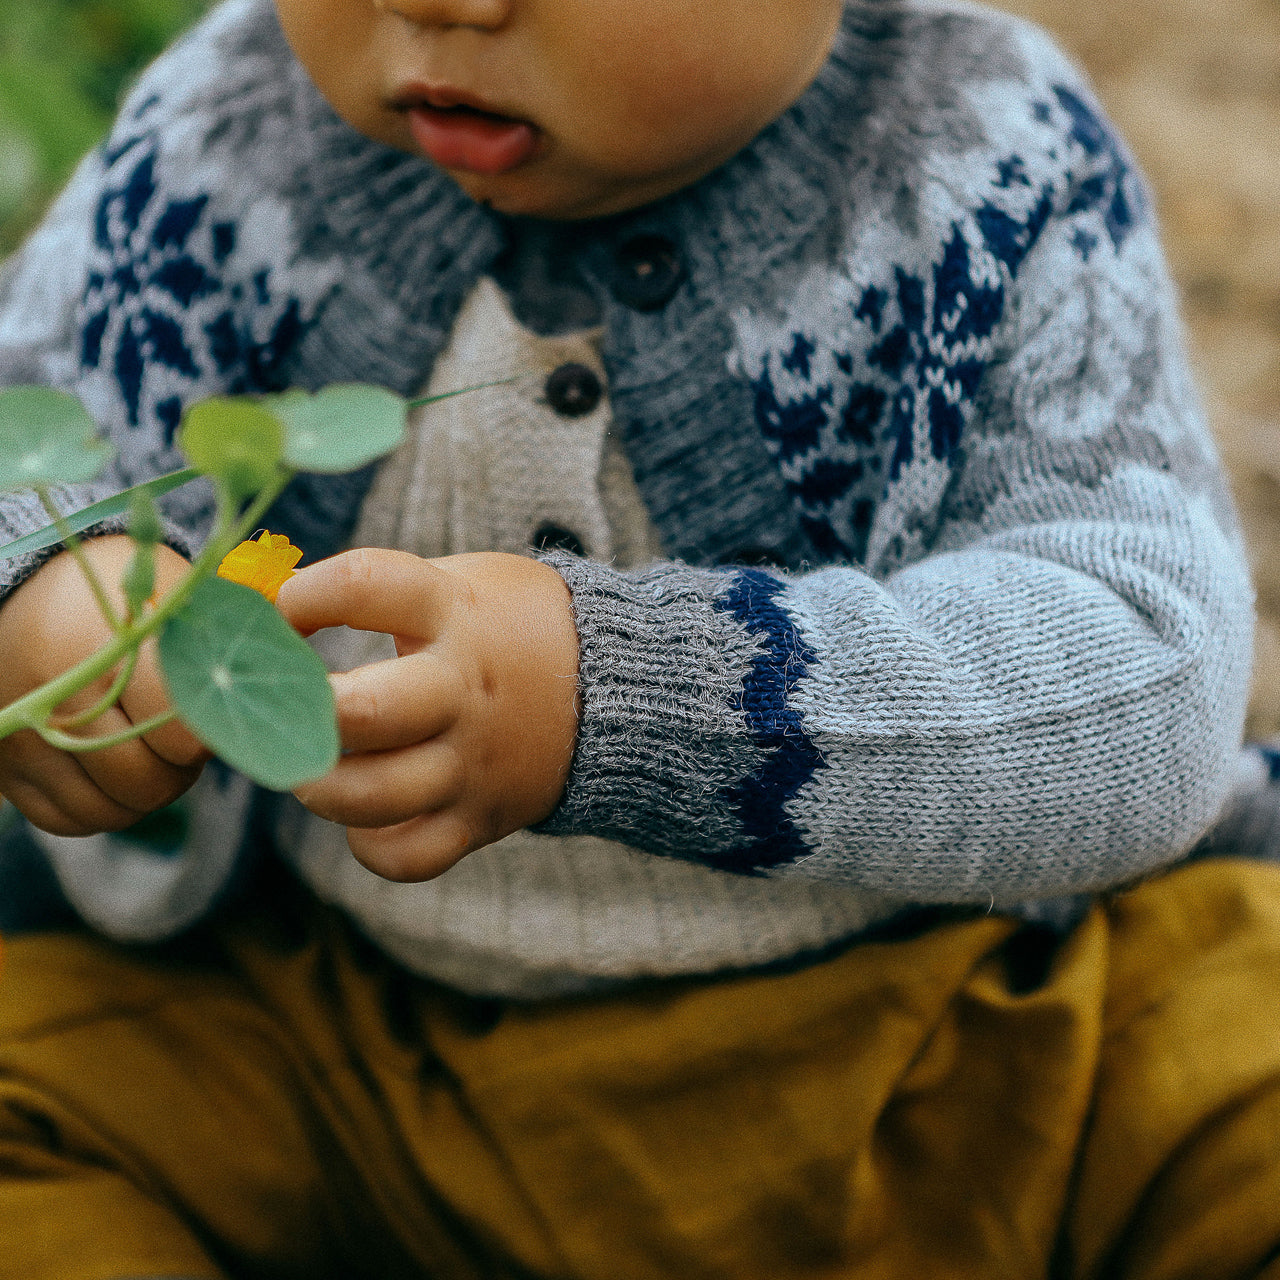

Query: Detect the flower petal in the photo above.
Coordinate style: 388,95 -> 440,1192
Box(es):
216,530 -> 303,603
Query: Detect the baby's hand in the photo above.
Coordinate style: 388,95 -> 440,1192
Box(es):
276,549 -> 580,881
0,535 -> 209,836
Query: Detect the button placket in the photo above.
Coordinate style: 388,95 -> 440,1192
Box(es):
354,277 -> 663,570
524,361 -> 610,557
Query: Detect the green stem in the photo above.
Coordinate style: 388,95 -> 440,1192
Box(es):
34,709 -> 178,754
51,647 -> 139,730
0,467 -> 294,747
200,469 -> 294,576
36,487 -> 122,632
0,626 -> 155,745
406,378 -> 514,410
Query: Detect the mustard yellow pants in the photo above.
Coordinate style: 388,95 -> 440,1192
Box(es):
2,857 -> 1280,1280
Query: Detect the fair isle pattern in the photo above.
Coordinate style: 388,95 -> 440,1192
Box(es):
715,80 -> 1148,873
47,0 -> 500,566
84,132 -> 301,434
79,115 -> 332,444
737,83 -> 1144,568
711,570 -> 823,873
0,0 -> 1257,990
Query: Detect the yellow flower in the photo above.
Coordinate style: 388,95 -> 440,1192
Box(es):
216,530 -> 303,603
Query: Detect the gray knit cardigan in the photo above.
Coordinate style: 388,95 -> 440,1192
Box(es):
0,0 -> 1256,986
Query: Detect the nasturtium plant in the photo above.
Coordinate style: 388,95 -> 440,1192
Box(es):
0,386 -> 112,489
159,575 -> 338,792
217,530 -> 304,603
269,384 -> 407,473
127,488 -> 164,546
120,541 -> 156,617
0,467 -> 197,559
178,397 -> 284,504
0,380 -> 457,794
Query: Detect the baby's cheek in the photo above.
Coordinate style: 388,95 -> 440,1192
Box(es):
274,1 -> 396,147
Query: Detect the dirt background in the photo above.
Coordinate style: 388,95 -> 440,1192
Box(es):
990,0 -> 1280,736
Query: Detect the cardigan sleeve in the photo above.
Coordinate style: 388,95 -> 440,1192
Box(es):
0,2 -> 352,931
537,131 -> 1254,904
0,149 -> 174,593
0,1 -> 328,594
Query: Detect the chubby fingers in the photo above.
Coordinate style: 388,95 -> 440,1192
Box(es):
0,717 -> 195,837
329,651 -> 462,753
276,547 -> 456,640
115,639 -> 212,768
66,722 -> 202,816
0,732 -> 150,836
44,656 -> 204,813
0,667 -> 204,838
293,737 -> 465,830
345,812 -> 477,883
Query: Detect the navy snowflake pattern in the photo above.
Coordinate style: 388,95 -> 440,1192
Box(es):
742,82 -> 1145,567
80,131 -> 313,440
724,82 -> 1149,867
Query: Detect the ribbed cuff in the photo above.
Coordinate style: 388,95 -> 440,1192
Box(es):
533,553 -> 766,858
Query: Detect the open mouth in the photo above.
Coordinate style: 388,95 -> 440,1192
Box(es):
400,99 -> 540,176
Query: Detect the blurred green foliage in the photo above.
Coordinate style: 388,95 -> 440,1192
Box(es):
0,0 -> 210,257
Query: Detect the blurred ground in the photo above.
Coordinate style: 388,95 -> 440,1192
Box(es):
993,0 -> 1280,737
0,1 -> 210,257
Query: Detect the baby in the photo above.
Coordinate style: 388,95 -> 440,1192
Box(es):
0,0 -> 1276,1276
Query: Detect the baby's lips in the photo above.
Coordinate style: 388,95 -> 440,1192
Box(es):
407,105 -> 539,175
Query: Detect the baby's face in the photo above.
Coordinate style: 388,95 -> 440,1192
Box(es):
274,0 -> 843,220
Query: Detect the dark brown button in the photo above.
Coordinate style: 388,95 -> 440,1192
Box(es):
610,234 -> 685,311
532,523 -> 586,557
544,362 -> 603,417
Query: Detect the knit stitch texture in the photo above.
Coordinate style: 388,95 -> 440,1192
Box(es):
0,0 -> 1255,989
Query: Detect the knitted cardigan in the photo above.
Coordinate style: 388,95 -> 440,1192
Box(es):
0,0 -> 1255,992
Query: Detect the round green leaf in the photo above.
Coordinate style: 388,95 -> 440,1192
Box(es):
0,386 -> 112,490
159,576 -> 338,791
177,398 -> 283,502
269,385 -> 406,473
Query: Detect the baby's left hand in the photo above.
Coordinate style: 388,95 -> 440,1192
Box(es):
276,549 -> 580,881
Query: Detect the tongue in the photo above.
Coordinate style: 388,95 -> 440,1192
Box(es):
408,107 -> 538,175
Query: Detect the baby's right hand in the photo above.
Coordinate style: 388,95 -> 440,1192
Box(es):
0,535 -> 209,836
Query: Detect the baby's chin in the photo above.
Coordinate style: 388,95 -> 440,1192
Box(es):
446,160 -> 719,223
440,170 -> 637,223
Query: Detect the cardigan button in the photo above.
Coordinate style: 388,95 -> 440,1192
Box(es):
532,523 -> 586,557
544,362 -> 603,417
610,234 -> 685,311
